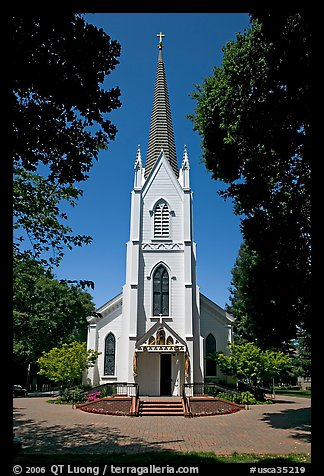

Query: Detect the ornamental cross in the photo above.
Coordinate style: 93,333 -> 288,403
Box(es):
157,31 -> 165,48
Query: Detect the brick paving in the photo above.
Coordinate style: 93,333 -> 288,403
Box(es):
13,395 -> 311,455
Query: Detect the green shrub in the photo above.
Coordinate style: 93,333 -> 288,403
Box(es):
240,391 -> 257,405
217,390 -> 257,405
216,391 -> 230,401
99,386 -> 115,397
216,391 -> 242,403
59,386 -> 87,404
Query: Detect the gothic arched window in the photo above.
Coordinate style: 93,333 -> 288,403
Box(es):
153,265 -> 169,315
104,333 -> 116,376
205,333 -> 217,376
154,200 -> 170,237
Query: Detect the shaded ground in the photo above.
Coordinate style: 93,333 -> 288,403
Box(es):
262,407 -> 311,443
13,395 -> 311,456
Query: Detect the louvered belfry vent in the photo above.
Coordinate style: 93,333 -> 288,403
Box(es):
154,201 -> 170,237
144,36 -> 178,179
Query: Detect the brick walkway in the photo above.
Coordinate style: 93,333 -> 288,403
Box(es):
13,396 -> 310,455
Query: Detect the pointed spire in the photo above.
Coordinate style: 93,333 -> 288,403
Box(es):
179,144 -> 190,189
134,144 -> 143,189
134,144 -> 142,169
181,144 -> 190,169
144,33 -> 178,179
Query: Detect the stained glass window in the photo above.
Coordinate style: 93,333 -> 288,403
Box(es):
153,265 -> 169,315
104,333 -> 115,376
206,333 -> 217,376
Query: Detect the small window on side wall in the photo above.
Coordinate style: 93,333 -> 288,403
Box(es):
205,333 -> 217,376
104,333 -> 116,376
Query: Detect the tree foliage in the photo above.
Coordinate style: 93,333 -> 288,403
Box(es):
215,342 -> 293,388
37,342 -> 100,387
10,14 -> 121,183
10,14 -> 122,266
227,241 -> 307,350
13,168 -> 93,267
290,331 -> 311,379
13,253 -> 96,368
190,12 -> 311,349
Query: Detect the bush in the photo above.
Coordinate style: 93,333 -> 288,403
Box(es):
216,390 -> 257,405
59,386 -> 87,404
240,391 -> 256,405
99,386 -> 115,397
216,391 -> 242,403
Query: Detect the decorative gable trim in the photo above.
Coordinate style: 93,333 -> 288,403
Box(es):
142,242 -> 184,251
135,319 -> 187,349
142,150 -> 183,200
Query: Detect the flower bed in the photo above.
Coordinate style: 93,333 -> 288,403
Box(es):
188,397 -> 243,417
87,390 -> 101,402
77,396 -> 132,416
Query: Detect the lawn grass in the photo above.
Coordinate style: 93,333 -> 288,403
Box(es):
13,451 -> 311,465
274,389 -> 311,398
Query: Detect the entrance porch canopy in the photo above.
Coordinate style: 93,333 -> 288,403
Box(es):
135,320 -> 187,353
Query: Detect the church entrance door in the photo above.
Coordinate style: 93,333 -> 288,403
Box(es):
160,354 -> 172,395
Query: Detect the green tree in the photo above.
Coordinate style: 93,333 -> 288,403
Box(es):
227,241 -> 303,350
13,169 -> 92,268
13,253 -> 96,371
215,342 -> 292,389
190,12 -> 311,349
10,14 -> 121,267
37,342 -> 100,387
290,332 -> 311,380
226,242 -> 260,345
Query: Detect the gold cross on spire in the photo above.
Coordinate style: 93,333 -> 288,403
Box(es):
157,31 -> 165,49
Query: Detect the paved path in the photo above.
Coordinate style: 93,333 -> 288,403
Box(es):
13,396 -> 311,455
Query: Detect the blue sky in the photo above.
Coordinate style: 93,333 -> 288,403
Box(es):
53,13 -> 251,309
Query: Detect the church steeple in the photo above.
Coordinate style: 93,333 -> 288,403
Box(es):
144,33 -> 178,179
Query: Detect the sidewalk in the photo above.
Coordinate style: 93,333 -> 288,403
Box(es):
13,395 -> 311,455
26,391 -> 60,398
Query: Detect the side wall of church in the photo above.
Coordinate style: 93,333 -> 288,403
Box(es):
199,296 -> 233,382
89,307 -> 128,385
199,300 -> 231,354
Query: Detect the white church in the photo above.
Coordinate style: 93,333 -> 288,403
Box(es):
85,34 -> 234,396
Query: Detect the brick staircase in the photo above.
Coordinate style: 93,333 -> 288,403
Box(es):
138,398 -> 184,416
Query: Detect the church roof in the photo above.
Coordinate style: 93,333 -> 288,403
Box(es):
200,293 -> 235,324
144,33 -> 178,179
